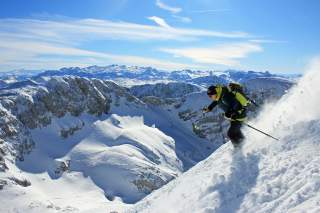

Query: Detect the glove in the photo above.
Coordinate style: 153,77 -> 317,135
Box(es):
202,106 -> 210,113
224,111 -> 237,119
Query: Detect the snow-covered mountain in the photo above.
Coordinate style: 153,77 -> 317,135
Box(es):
0,80 -> 8,89
243,77 -> 293,99
0,70 -> 44,88
0,64 -> 302,212
0,65 -> 294,89
130,82 -> 202,99
0,76 -> 219,212
127,59 -> 320,213
34,65 -> 168,82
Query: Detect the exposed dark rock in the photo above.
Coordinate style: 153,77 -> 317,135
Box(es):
0,179 -> 7,190
60,122 -> 85,139
9,177 -> 31,187
54,160 -> 70,175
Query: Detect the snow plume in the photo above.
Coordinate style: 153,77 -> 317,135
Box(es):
248,57 -> 320,144
277,57 -> 320,122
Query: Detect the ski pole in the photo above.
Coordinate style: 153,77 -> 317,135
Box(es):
243,122 -> 279,141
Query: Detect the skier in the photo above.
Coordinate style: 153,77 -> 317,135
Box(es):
203,84 -> 250,147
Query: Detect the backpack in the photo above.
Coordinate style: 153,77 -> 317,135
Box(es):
227,82 -> 250,107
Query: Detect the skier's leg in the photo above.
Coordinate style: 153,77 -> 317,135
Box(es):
227,121 -> 244,147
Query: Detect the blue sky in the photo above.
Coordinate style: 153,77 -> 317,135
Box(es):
0,0 -> 319,73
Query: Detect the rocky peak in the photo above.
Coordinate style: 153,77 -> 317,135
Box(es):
0,76 -> 141,162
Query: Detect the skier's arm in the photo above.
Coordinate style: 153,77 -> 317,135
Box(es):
207,101 -> 218,111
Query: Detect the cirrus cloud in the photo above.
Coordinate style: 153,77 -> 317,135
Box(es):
0,17 -> 254,71
0,18 -> 250,43
0,37 -> 206,71
156,0 -> 182,14
160,42 -> 263,66
148,16 -> 171,28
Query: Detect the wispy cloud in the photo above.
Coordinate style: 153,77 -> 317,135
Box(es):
156,0 -> 182,14
0,18 -> 249,43
160,42 -> 263,66
250,39 -> 288,44
148,16 -> 171,28
154,0 -> 192,24
189,9 -> 231,14
0,35 -> 205,71
0,17 -> 252,71
172,15 -> 192,23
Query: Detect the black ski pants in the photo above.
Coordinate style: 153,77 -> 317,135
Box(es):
227,121 -> 244,144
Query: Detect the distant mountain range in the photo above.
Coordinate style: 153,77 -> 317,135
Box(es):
0,65 -> 301,89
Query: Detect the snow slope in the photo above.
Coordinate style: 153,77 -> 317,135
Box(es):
0,76 -> 215,212
128,58 -> 320,213
0,113 -> 184,212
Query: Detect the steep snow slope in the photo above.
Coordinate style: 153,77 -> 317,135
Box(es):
128,59 -> 320,213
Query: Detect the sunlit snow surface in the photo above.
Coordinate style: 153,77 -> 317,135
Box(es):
0,112 -> 184,212
128,58 -> 320,213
